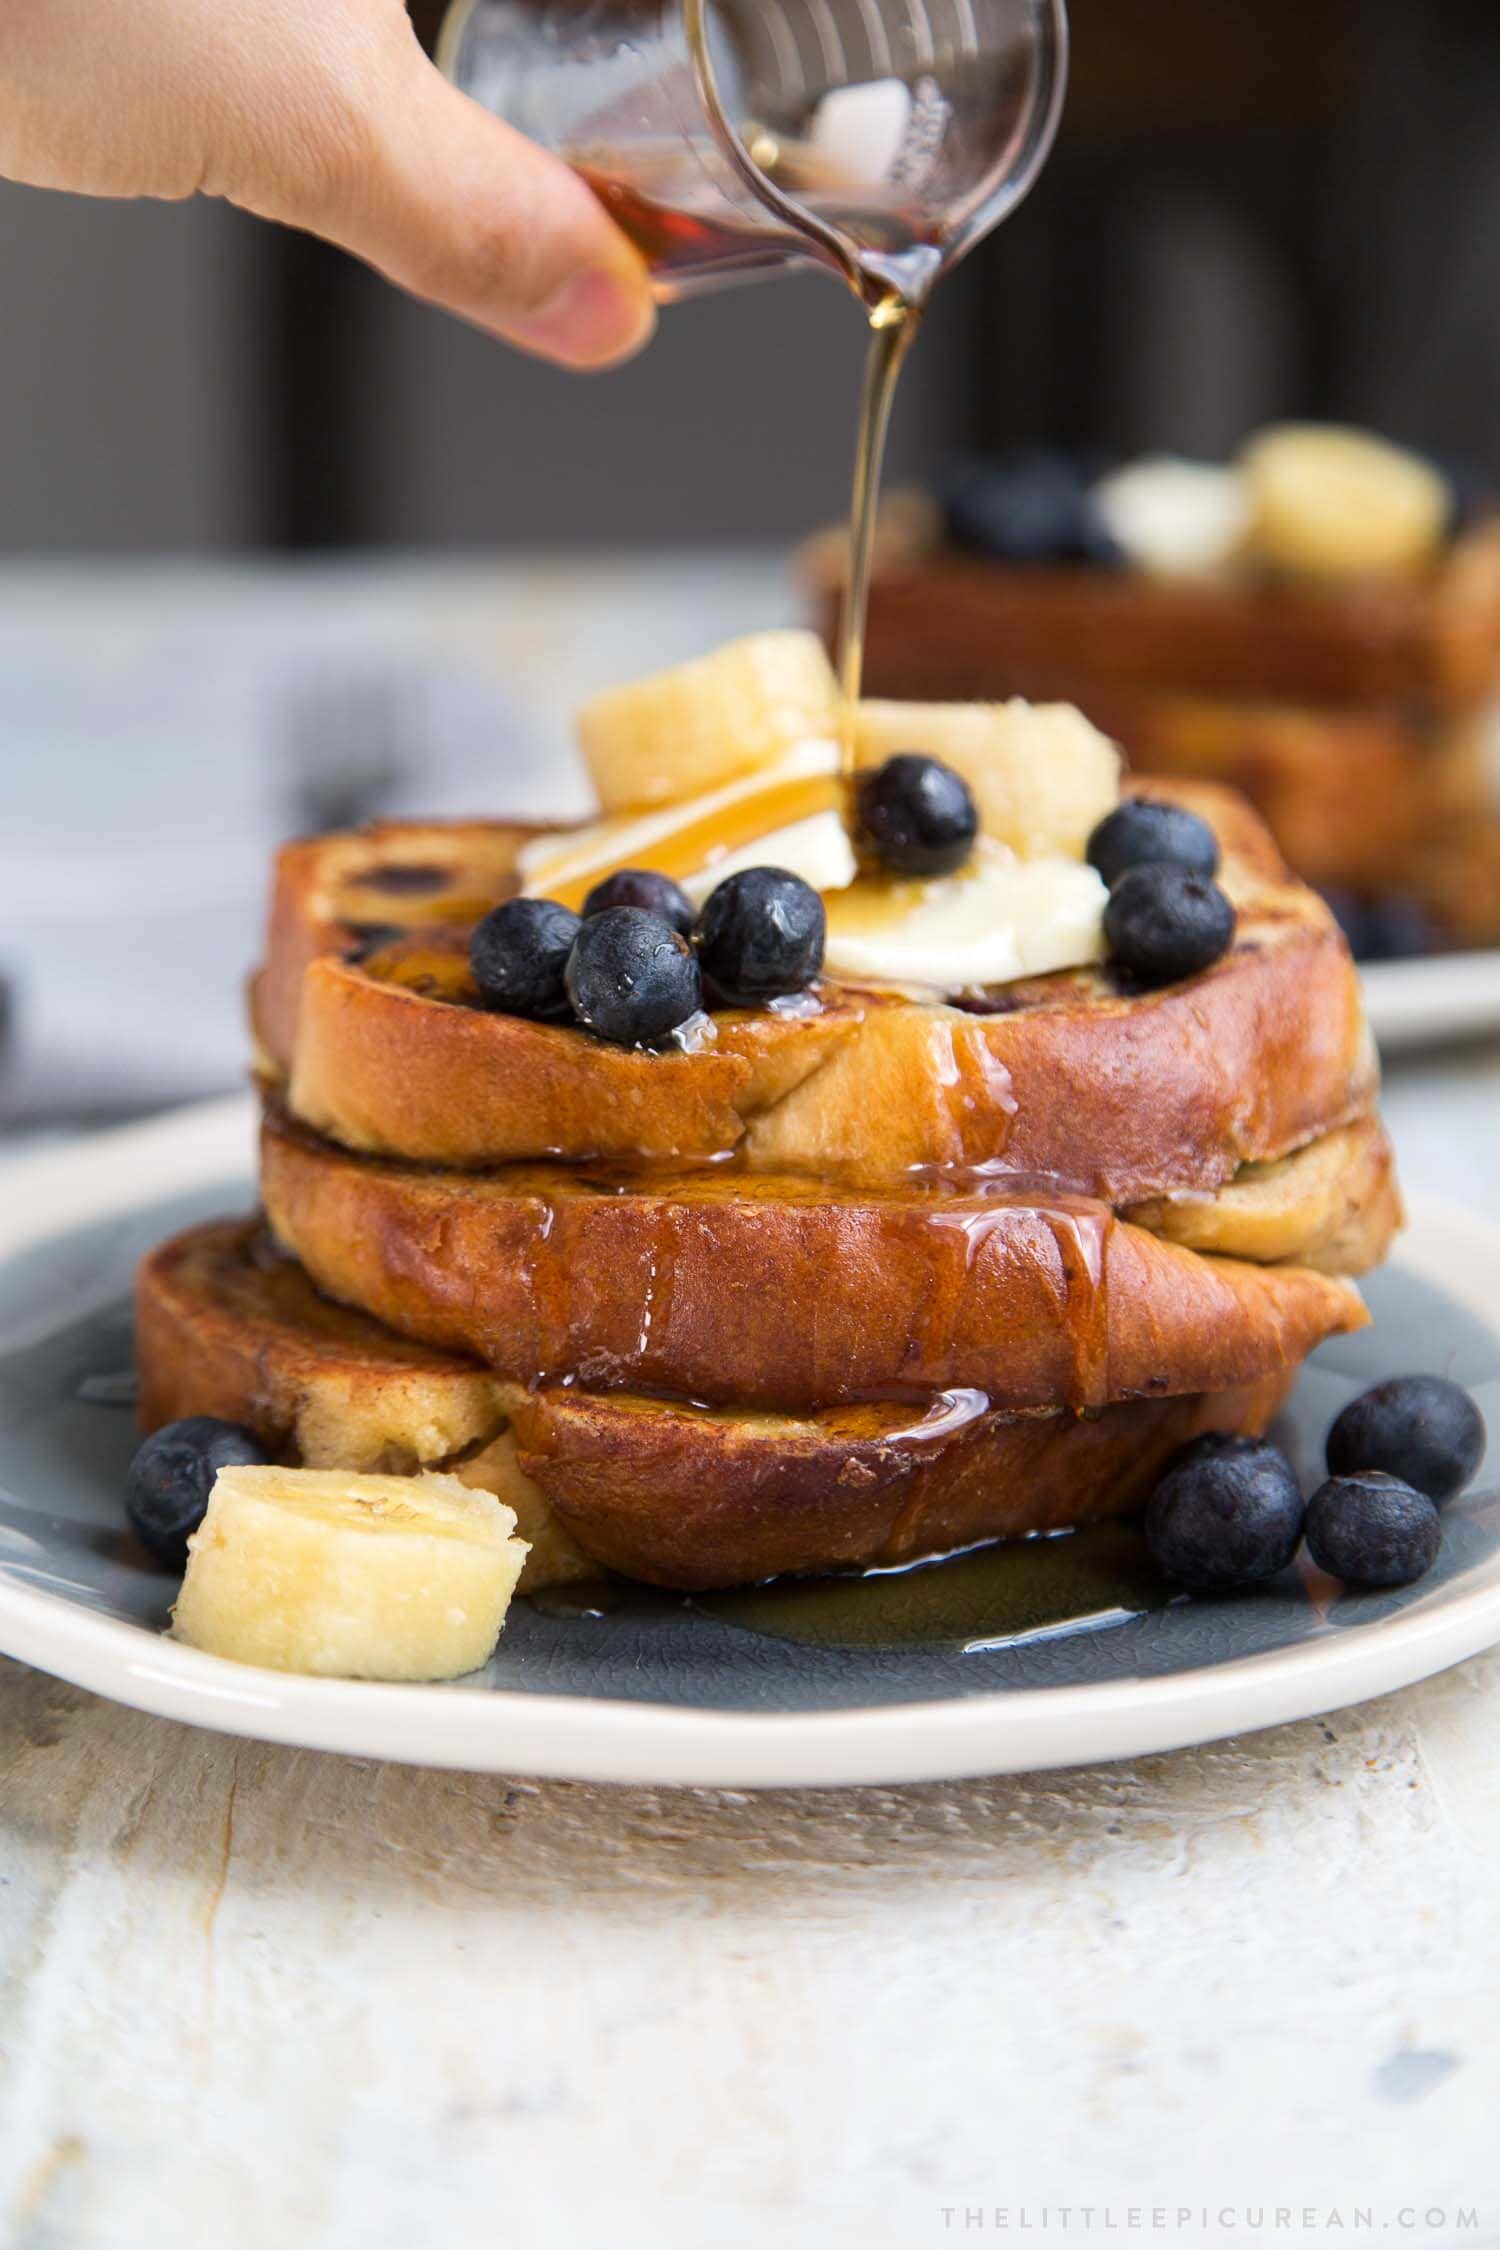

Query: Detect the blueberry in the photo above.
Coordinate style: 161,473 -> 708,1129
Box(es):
1304,1472 -> 1441,1589
126,1416 -> 269,1571
1104,864 -> 1236,987
1326,1376 -> 1485,1503
1086,800 -> 1221,888
694,868 -> 826,1006
564,906 -> 701,1045
938,449 -> 1123,568
1144,1443 -> 1305,1593
581,867 -> 696,938
1162,1431 -> 1281,1478
470,898 -> 581,1021
856,754 -> 979,877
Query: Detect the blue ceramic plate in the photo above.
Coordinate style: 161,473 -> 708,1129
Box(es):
0,1098 -> 1495,1787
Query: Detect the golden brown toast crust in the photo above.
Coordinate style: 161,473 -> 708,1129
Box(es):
137,1218 -> 1298,1590
275,785 -> 1374,1201
260,1105 -> 1368,1416
509,1372 -> 1297,1587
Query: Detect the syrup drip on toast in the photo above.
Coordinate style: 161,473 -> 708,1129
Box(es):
492,1160 -> 1118,1414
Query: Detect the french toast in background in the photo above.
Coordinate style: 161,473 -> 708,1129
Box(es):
805,428 -> 1500,953
135,632 -> 1402,1625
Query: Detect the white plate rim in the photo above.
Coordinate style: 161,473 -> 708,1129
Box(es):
0,1096 -> 1496,1790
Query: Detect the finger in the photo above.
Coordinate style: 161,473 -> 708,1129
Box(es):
297,39 -> 656,370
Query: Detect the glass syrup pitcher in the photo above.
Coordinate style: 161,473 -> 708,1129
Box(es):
437,0 -> 1068,315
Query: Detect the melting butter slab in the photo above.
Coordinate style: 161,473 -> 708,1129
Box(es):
825,843 -> 1108,991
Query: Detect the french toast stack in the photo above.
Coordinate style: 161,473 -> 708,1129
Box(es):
808,431 -> 1500,945
139,641 -> 1402,1595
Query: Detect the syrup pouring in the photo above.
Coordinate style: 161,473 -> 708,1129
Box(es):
440,0 -> 1069,724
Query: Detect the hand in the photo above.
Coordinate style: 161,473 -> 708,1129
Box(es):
0,0 -> 655,368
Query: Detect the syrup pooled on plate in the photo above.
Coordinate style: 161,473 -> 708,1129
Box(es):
530,1522 -> 1173,1652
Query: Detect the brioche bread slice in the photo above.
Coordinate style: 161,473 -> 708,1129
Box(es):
138,1219 -> 1299,1590
275,785 -> 1375,1201
506,1371 -> 1299,1587
260,1104 -> 1372,1418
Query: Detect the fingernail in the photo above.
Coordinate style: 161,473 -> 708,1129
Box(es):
510,265 -> 656,368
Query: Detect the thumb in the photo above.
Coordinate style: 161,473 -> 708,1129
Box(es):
294,39 -> 656,370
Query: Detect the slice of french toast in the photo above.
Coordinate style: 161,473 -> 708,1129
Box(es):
504,1371 -> 1299,1587
807,521 -> 1500,712
260,1103 -> 1374,1417
268,783 -> 1375,1202
137,1218 -> 1298,1590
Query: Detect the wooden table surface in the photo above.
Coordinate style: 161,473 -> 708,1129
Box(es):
2,1646 -> 1495,2248
0,564 -> 1495,2249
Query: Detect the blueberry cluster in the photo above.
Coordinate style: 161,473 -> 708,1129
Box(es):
469,864 -> 827,1048
1143,1375 -> 1485,1597
1085,799 -> 1236,987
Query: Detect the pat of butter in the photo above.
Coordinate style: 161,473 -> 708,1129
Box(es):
824,845 -> 1108,991
519,739 -> 851,910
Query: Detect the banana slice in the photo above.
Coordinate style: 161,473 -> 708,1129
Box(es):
577,631 -> 842,813
854,699 -> 1120,860
1241,425 -> 1450,582
173,1468 -> 528,1680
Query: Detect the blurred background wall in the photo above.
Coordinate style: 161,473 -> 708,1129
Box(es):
0,0 -> 1496,555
